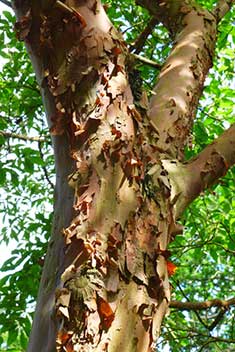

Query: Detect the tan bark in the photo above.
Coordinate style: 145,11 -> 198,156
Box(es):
12,0 -> 235,351
0,131 -> 46,142
170,297 -> 235,311
162,123 -> 235,218
138,0 -> 217,159
213,0 -> 235,22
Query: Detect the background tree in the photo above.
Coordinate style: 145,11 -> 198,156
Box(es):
0,0 -> 235,351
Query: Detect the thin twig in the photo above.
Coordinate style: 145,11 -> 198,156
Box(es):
0,131 -> 47,142
0,0 -> 12,8
38,141 -> 54,190
198,336 -> 235,352
208,309 -> 226,331
130,17 -> 159,54
172,279 -> 209,329
132,53 -> 161,69
55,0 -> 74,15
55,0 -> 86,27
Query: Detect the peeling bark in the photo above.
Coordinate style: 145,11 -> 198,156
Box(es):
213,0 -> 235,22
11,0 -> 235,351
163,123 -> 235,218
138,0 -> 217,159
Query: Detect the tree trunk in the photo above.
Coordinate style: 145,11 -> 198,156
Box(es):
12,0 -> 235,351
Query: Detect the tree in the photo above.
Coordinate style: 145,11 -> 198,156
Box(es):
0,0 -> 235,351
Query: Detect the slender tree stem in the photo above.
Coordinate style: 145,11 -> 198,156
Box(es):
0,0 -> 12,8
130,17 -> 159,54
0,131 -> 46,142
170,297 -> 235,310
38,141 -> 54,190
132,53 -> 161,69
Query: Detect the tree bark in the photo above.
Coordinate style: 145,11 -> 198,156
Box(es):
170,297 -> 235,310
12,0 -> 235,351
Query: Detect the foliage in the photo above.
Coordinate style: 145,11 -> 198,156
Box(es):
0,1 -> 234,351
0,8 -> 54,351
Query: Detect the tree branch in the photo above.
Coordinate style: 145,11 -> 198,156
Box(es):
170,297 -> 235,311
172,279 -> 210,329
38,141 -> 54,190
0,0 -> 12,8
131,53 -> 162,69
138,0 -> 217,159
129,17 -> 159,54
135,0 -> 183,35
55,0 -> 74,15
0,131 -> 47,143
198,336 -> 235,351
208,309 -> 226,331
184,122 -> 235,213
213,0 -> 234,23
162,123 -> 235,218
